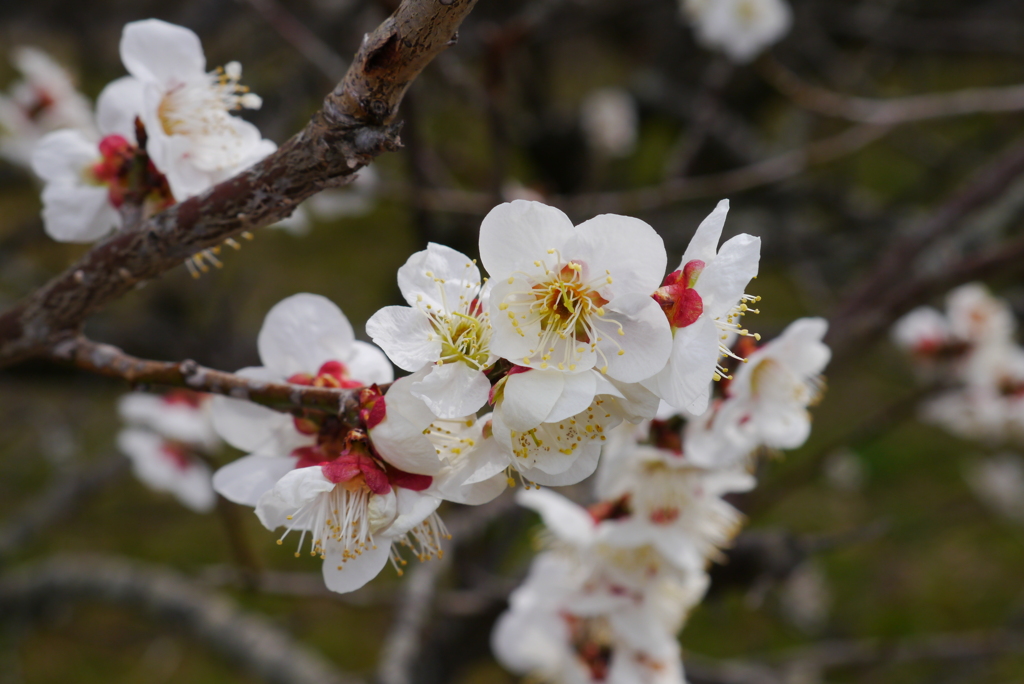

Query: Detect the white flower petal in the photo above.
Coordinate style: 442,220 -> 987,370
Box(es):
479,200 -> 575,279
569,213 -> 667,295
370,377 -> 443,475
120,19 -> 206,88
321,543 -> 390,594
643,316 -> 718,413
366,305 -> 440,372
697,233 -> 760,319
210,367 -> 309,455
412,362 -> 491,419
344,340 -> 395,385
31,129 -> 96,182
389,489 -> 442,537
519,445 -> 600,486
516,489 -> 594,544
397,242 -> 481,311
545,370 -> 597,423
601,294 -> 673,383
680,199 -> 729,267
95,76 -> 145,139
501,370 -> 564,432
255,466 -> 333,531
257,293 -> 355,377
212,454 -> 298,506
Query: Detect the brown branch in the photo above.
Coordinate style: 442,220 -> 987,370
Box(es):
0,554 -> 361,684
0,0 -> 479,369
828,138 -> 1024,357
760,57 -> 1024,125
53,336 -> 368,414
398,124 -> 889,216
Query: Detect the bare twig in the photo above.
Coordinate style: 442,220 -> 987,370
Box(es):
0,554 -> 361,684
0,0 -> 480,369
240,0 -> 348,82
51,336 -> 371,414
400,124 -> 889,215
760,57 -> 1024,125
0,456 -> 128,565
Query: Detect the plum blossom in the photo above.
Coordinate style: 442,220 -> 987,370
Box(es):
367,243 -> 495,418
489,367 -> 659,486
709,317 -> 830,454
211,294 -> 506,592
580,88 -> 638,159
964,453 -> 1024,524
643,200 -> 761,416
492,552 -> 695,684
682,0 -> 793,63
0,46 -> 95,166
98,19 -> 275,201
116,390 -> 219,513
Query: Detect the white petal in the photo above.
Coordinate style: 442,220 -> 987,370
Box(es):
210,367 -> 308,455
569,213 -> 667,295
397,242 -> 481,311
120,19 -> 206,87
95,76 -> 145,139
502,370 -> 564,432
479,200 -> 575,279
212,454 -> 298,506
601,294 -> 673,383
412,363 -> 491,419
31,129 -> 96,182
41,183 -> 119,243
697,233 -> 760,319
365,306 -> 439,372
344,340 -> 395,385
257,293 -> 355,377
545,370 -> 597,423
643,317 -> 718,413
680,199 -> 729,267
519,445 -> 600,486
486,276 -> 543,365
516,489 -> 594,544
390,489 -> 442,537
370,377 -> 443,475
321,543 -> 390,594
255,467 -> 334,531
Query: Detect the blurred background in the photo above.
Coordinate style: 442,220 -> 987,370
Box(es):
3,0 -> 1024,682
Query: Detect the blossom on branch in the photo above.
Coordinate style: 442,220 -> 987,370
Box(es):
116,390 -> 219,513
682,0 -> 793,63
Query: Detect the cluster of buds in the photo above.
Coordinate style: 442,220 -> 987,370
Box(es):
492,316 -> 831,683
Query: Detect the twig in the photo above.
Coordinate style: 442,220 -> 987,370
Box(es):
0,456 -> 128,566
50,336 -> 371,414
400,124 -> 889,215
0,0 -> 480,369
760,57 -> 1024,125
239,0 -> 348,82
0,554 -> 361,684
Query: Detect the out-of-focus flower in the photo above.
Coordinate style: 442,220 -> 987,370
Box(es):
0,46 -> 95,166
367,242 -> 495,418
117,390 -> 218,513
682,0 -> 793,63
98,19 -> 275,201
964,453 -> 1024,524
580,88 -> 638,159
644,200 -> 761,416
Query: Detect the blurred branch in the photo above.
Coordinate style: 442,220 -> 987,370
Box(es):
50,336 -> 373,414
829,138 -> 1024,356
761,57 -> 1024,125
0,0 -> 480,369
0,456 -> 128,566
239,0 -> 348,82
402,124 -> 889,215
0,554 -> 361,684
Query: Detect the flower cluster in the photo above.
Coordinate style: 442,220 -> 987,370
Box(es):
680,0 -> 792,63
201,198 -> 762,594
492,316 -> 831,683
893,283 -> 1024,444
117,389 -> 220,513
29,19 -> 275,247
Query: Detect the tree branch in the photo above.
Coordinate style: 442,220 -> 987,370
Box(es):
0,554 -> 361,684
0,0 -> 479,369
52,336 -> 368,414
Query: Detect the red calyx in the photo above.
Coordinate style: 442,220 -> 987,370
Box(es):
359,386 -> 386,429
321,452 -> 392,495
652,260 -> 705,329
161,389 -> 205,408
159,442 -> 193,471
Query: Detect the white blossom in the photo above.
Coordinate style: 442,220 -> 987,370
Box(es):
367,242 -> 495,418
683,0 -> 793,63
580,88 -> 638,159
644,200 -> 761,416
116,390 -> 219,513
0,46 -> 95,166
